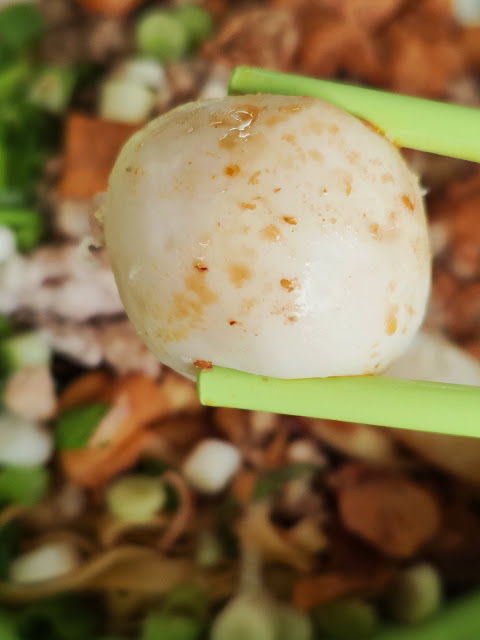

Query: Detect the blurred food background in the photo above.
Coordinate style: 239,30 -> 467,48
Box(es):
1,0 -> 480,638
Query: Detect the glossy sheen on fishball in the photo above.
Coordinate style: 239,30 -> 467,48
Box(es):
104,94 -> 431,380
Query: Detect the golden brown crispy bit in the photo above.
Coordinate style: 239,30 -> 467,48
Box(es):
203,7 -> 300,71
329,463 -> 441,558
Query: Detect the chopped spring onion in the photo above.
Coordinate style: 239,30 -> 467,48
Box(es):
182,439 -> 241,494
0,466 -> 48,506
385,563 -> 443,625
114,58 -> 166,91
0,612 -> 19,640
162,583 -> 209,625
0,60 -> 31,100
9,542 -> 80,584
0,331 -> 51,374
0,522 -> 18,581
276,604 -> 313,640
195,529 -> 224,568
372,587 -> 480,640
100,79 -> 155,124
135,10 -> 189,63
211,594 -> 278,640
55,403 -> 110,450
0,316 -> 14,340
0,413 -> 53,466
173,5 -> 214,48
452,0 -> 480,24
141,612 -> 202,640
252,463 -> 318,501
311,599 -> 379,640
29,66 -> 77,115
0,227 -> 16,263
106,475 -> 167,522
0,208 -> 44,253
17,595 -> 103,640
0,3 -> 45,56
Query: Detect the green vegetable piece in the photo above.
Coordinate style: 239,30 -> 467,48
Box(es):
252,463 -> 318,501
136,458 -> 169,476
0,316 -> 14,340
276,605 -> 313,640
386,564 -> 443,625
135,10 -> 188,63
0,4 -> 45,56
173,5 -> 214,48
0,521 -> 19,581
311,599 -> 379,640
55,403 -> 110,450
0,331 -> 51,374
0,611 -> 20,640
17,595 -> 102,640
106,475 -> 167,522
29,66 -> 77,115
0,60 -> 31,101
372,587 -> 480,640
0,208 -> 44,252
162,583 -> 209,625
0,466 -> 48,506
141,612 -> 202,640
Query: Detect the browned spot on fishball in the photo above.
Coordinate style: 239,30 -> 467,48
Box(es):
280,278 -> 296,292
194,359 -> 212,370
330,217 -> 337,224
240,297 -> 257,314
194,260 -> 208,272
382,173 -> 394,184
166,270 -> 219,342
261,224 -> 281,242
283,216 -> 297,225
242,226 -> 250,233
279,104 -> 303,114
389,211 -> 397,224
282,133 -> 296,144
389,282 -> 396,292
309,149 -> 324,163
370,351 -> 380,360
371,158 -> 382,167
386,304 -> 399,336
211,175 -> 217,180
369,223 -> 380,236
287,315 -> 298,324
240,202 -> 256,210
248,170 -> 261,185
228,264 -> 252,288
225,164 -> 240,177
229,320 -> 238,326
402,195 -> 414,211
406,304 -> 415,316
274,188 -> 282,193
265,112 -> 289,127
329,124 -> 339,134
347,151 -> 359,164
310,121 -> 324,135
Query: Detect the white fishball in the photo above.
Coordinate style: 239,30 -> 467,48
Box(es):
104,94 -> 431,380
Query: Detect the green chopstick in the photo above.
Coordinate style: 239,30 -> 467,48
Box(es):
228,66 -> 480,163
197,368 -> 480,438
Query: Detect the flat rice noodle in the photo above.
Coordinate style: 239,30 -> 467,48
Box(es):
97,514 -> 171,548
157,471 -> 195,551
236,503 -> 314,572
